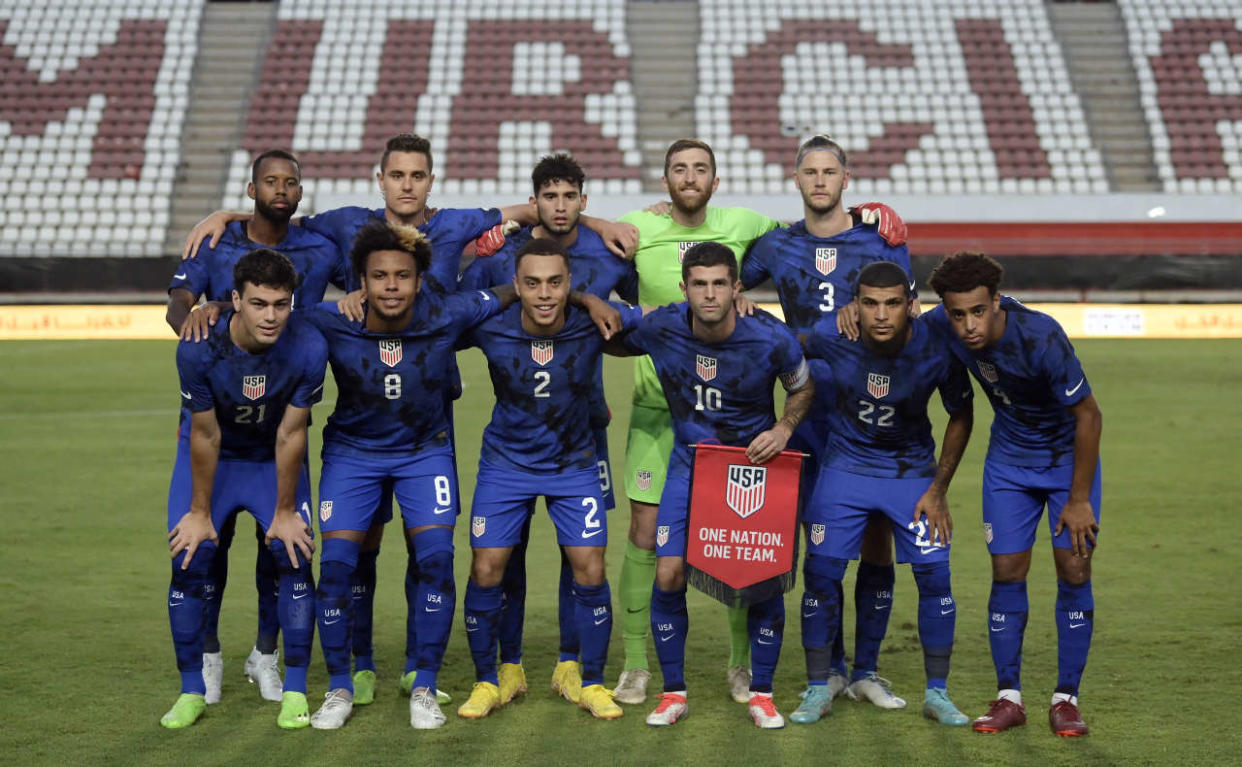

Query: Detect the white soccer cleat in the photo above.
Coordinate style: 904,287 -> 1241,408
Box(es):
201,652 -> 223,705
748,692 -> 786,729
244,647 -> 283,702
846,673 -> 907,709
726,665 -> 752,704
827,670 -> 849,701
310,688 -> 353,730
613,668 -> 652,705
645,692 -> 688,726
409,686 -> 447,729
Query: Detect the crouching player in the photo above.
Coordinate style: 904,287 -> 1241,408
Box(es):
457,238 -> 640,721
163,249 -> 325,729
799,261 -> 974,726
614,242 -> 815,728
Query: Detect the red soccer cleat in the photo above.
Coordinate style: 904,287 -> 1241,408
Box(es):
972,698 -> 1027,733
1049,700 -> 1089,737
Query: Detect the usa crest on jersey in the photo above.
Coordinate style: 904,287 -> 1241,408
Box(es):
867,372 -> 890,399
810,523 -> 826,546
977,361 -> 998,383
696,354 -> 717,382
378,339 -> 402,368
677,241 -> 703,263
319,500 -> 333,523
242,375 -> 265,400
726,465 -> 767,519
656,525 -> 670,547
635,469 -> 652,491
531,339 -> 554,366
815,247 -> 837,275
471,516 -> 486,538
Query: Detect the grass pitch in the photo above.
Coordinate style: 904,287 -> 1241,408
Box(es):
1,338 -> 1239,766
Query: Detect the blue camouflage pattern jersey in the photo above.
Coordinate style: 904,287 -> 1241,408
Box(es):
302,206 -> 500,294
924,296 -> 1090,467
463,302 -> 644,473
304,291 -> 502,457
741,221 -> 914,334
804,319 -> 973,478
175,312 -> 328,461
620,304 -> 809,466
171,221 -> 346,309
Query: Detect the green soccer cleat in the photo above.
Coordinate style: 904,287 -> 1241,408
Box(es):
353,670 -> 376,705
923,688 -> 969,726
160,693 -> 206,729
400,671 -> 451,704
277,691 -> 310,729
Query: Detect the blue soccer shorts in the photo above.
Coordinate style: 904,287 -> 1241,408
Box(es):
318,443 -> 459,533
469,461 -> 606,548
166,439 -> 313,535
982,458 -> 1103,554
806,467 -> 951,564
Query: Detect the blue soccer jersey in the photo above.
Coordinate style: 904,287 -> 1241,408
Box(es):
305,290 -> 502,457
175,312 -> 328,461
170,221 -> 346,310
924,296 -> 1090,467
742,221 -> 914,334
302,206 -> 500,294
621,305 -> 809,469
804,319 -> 973,479
464,302 -> 644,474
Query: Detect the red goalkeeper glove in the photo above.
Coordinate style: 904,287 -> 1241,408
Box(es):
472,220 -> 521,257
849,202 -> 908,247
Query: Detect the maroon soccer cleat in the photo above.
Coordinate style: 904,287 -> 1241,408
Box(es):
972,698 -> 1027,733
1049,700 -> 1089,737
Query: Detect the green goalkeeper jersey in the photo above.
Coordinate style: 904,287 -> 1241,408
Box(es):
620,206 -> 782,410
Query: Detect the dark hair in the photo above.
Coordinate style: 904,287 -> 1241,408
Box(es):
349,220 -> 432,280
796,134 -> 848,169
531,152 -> 585,195
663,138 -> 716,178
928,251 -> 1004,298
681,241 -> 737,282
857,261 -> 911,297
233,248 -> 298,296
251,149 -> 300,185
380,133 -> 433,173
515,237 -> 570,271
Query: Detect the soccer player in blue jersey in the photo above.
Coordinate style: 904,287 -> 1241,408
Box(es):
743,135 -> 919,715
162,249 -> 325,730
614,242 -> 815,729
925,252 -> 1102,738
460,154 -> 637,706
799,261 -> 974,727
456,237 -> 642,721
166,149 -> 342,705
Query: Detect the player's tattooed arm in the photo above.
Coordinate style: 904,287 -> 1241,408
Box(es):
580,214 -> 639,259
181,210 -> 250,261
915,404 -> 974,548
180,301 -> 233,342
170,409 -> 221,570
1057,394 -> 1102,557
747,374 -> 814,463
269,404 -> 315,568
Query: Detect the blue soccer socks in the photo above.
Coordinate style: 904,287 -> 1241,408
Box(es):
988,579 -> 1029,692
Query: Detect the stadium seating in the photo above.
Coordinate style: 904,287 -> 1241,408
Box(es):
1118,0 -> 1242,193
224,0 -> 642,210
0,0 -> 201,256
694,0 -> 1108,196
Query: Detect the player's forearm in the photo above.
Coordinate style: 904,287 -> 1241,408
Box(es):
930,408 -> 973,494
487,283 -> 518,308
499,203 -> 537,227
274,424 -> 308,514
579,214 -> 612,237
778,381 -> 815,435
166,292 -> 194,334
1069,396 -> 1102,503
188,422 -> 221,513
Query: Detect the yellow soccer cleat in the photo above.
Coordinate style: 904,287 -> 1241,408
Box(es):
550,660 -> 583,704
498,662 -> 528,704
579,684 -> 623,720
457,681 -> 502,720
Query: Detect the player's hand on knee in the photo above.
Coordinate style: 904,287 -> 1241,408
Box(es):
337,289 -> 366,321
169,511 -> 219,570
1054,499 -> 1098,558
266,511 -> 315,568
600,220 -> 639,259
472,220 -> 521,258
180,303 -> 222,343
849,202 -> 908,247
836,303 -> 861,341
746,425 -> 791,464
914,488 -> 952,548
733,293 -> 756,317
181,211 -> 234,260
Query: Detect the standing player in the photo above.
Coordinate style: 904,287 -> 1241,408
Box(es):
162,249 -> 324,730
616,242 -> 815,729
613,138 -> 906,704
743,135 -> 917,715
925,252 -> 1102,737
166,149 -> 342,705
799,261 -> 974,727
460,153 -> 636,706
456,238 -> 641,721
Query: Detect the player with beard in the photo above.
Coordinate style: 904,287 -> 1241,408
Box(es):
742,135 -> 918,720
459,154 -> 636,707
166,150 -> 342,706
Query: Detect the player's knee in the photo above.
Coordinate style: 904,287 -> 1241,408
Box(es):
268,539 -> 311,573
803,554 -> 847,595
412,526 -> 454,565
912,562 -> 952,599
655,558 -> 685,591
628,510 -> 656,549
991,552 -> 1031,582
171,546 -> 215,581
1053,556 -> 1091,586
320,537 -> 360,569
570,555 -> 605,587
470,550 -> 506,588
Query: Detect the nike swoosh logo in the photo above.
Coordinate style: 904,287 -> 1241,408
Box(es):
581,529 -> 603,539
174,273 -> 188,280
757,639 -> 776,645
168,601 -> 183,607
433,507 -> 452,515
1065,378 -> 1085,397
801,611 -> 818,619
874,605 -> 887,611
465,626 -> 479,632
323,618 -> 341,626
658,633 -> 675,643
180,390 -> 192,400
292,591 -> 308,600
940,609 -> 955,615
990,627 -> 1005,632
480,291 -> 492,302
626,608 -> 645,614
594,617 -> 608,626
1068,622 -> 1086,629
425,607 -> 441,612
